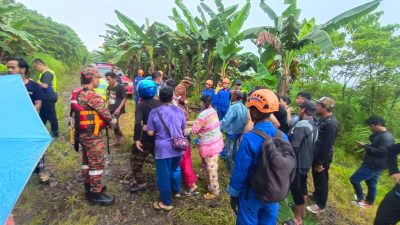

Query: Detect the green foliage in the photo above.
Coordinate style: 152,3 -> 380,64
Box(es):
0,63 -> 7,72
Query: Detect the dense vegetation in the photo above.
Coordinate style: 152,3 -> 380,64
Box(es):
0,0 -> 89,72
1,0 -> 399,224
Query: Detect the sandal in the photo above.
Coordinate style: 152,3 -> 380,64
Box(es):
203,193 -> 218,200
39,172 -> 49,184
184,185 -> 199,196
153,201 -> 173,211
283,219 -> 302,225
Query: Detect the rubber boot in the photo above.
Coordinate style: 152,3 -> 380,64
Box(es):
85,183 -> 107,198
87,192 -> 115,206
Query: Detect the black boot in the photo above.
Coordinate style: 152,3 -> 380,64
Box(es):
84,184 -> 107,198
87,192 -> 115,206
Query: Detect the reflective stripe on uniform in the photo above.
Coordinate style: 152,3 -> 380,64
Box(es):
89,170 -> 103,176
81,165 -> 89,170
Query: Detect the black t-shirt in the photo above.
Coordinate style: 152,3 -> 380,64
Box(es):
25,79 -> 44,104
134,98 -> 162,141
107,84 -> 126,114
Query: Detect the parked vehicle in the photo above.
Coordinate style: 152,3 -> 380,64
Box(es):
94,62 -> 133,95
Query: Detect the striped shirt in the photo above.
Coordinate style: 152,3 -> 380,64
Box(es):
192,107 -> 224,157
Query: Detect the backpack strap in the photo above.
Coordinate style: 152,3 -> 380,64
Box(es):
250,129 -> 270,140
275,130 -> 283,139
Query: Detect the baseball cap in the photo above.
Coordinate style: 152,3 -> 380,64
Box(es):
316,97 -> 335,109
235,80 -> 242,85
300,100 -> 317,115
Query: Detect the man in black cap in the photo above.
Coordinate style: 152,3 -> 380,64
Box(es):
285,100 -> 318,225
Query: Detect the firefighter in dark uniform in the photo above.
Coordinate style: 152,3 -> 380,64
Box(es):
76,68 -> 117,205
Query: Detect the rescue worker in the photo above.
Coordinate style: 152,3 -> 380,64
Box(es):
133,69 -> 145,106
130,79 -> 161,192
32,58 -> 59,138
215,78 -> 231,120
77,68 -> 117,205
228,89 -> 287,224
202,79 -> 215,105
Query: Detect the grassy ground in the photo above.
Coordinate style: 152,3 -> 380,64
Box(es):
12,74 -> 398,224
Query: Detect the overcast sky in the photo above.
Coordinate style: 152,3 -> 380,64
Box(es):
18,0 -> 398,52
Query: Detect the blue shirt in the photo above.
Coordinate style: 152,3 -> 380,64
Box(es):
202,88 -> 215,105
220,101 -> 248,135
134,76 -> 144,95
227,121 -> 288,197
215,88 -> 231,111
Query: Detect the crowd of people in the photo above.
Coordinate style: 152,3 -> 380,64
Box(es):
3,58 -> 400,225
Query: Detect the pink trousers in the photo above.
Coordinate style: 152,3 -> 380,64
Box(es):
180,145 -> 197,188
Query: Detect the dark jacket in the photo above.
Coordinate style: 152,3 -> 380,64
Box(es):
134,99 -> 162,142
289,118 -> 318,174
387,143 -> 400,175
313,115 -> 339,165
362,131 -> 394,170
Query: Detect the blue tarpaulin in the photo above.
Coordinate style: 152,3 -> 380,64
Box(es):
0,75 -> 52,224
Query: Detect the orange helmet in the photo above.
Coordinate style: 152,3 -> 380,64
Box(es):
246,89 -> 279,113
222,78 -> 230,84
138,69 -> 144,75
205,79 -> 213,86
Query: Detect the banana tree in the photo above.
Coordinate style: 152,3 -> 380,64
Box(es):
115,10 -> 171,74
214,0 -> 251,79
248,0 -> 381,96
0,3 -> 38,59
169,0 -> 212,83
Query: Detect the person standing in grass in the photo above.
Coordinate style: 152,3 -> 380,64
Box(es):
374,143 -> 400,225
147,86 -> 186,211
105,71 -> 127,146
284,100 -> 318,225
173,77 -> 199,195
350,116 -> 394,208
227,89 -> 286,225
32,58 -> 59,138
306,97 -> 339,214
130,79 -> 161,193
191,95 -> 224,200
6,57 -> 49,184
220,90 -> 248,172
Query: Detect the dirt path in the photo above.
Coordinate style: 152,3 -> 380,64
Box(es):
12,74 -> 172,225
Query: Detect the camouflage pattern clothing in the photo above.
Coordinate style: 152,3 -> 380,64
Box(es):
131,98 -> 162,185
78,88 -> 113,193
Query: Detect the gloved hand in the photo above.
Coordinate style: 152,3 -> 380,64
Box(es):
230,196 -> 239,215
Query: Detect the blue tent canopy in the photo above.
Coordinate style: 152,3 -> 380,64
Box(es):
0,75 -> 52,224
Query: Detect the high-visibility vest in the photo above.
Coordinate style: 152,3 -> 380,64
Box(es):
70,87 -> 106,136
38,69 -> 57,92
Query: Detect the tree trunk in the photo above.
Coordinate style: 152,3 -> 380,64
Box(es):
278,66 -> 290,97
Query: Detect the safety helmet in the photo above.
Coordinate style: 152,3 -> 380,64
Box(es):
80,66 -> 98,80
205,80 -> 213,86
222,78 -> 230,84
138,79 -> 158,99
246,89 -> 279,113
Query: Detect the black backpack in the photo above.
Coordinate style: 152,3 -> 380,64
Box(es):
250,130 -> 296,203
